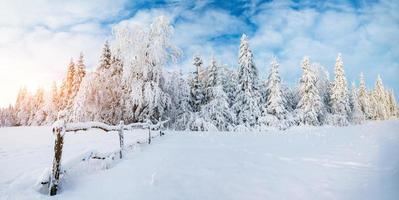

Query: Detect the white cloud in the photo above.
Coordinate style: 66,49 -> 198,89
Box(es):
0,0 -> 128,106
0,0 -> 398,106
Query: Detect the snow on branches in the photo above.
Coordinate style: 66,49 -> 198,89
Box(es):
1,16 -> 398,130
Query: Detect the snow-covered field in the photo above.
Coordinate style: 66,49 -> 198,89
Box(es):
0,121 -> 398,200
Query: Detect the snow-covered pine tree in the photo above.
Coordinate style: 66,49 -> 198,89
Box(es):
349,82 -> 365,124
312,63 -> 331,118
259,57 -> 290,129
72,52 -> 86,98
200,57 -> 235,131
190,55 -> 206,113
58,59 -> 76,121
387,89 -> 397,118
219,65 -> 237,108
29,87 -> 45,125
329,53 -> 350,126
358,73 -> 370,119
72,72 -> 98,122
15,86 -> 32,126
233,34 -> 261,128
73,41 -> 124,124
0,105 -> 16,127
367,90 -> 378,120
94,41 -> 114,123
98,41 -> 112,71
205,57 -> 218,102
296,57 -> 323,126
38,81 -> 59,124
373,75 -> 388,120
164,70 -> 193,130
97,50 -> 124,124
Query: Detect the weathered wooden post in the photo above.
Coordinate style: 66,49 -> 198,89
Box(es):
148,126 -> 151,144
49,121 -> 65,196
118,121 -> 124,159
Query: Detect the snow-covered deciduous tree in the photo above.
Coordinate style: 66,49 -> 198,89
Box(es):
296,57 -> 323,126
259,57 -> 290,129
114,16 -> 180,124
233,34 -> 261,128
329,54 -> 350,126
349,82 -> 365,124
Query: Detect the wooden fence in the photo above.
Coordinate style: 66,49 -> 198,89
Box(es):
43,120 -> 167,196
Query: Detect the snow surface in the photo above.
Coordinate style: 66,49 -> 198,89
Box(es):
0,121 -> 398,200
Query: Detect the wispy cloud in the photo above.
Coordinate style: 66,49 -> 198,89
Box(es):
0,0 -> 398,106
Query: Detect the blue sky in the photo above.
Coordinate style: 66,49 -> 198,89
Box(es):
0,0 -> 398,106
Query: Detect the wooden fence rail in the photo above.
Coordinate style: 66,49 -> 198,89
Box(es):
47,119 -> 168,196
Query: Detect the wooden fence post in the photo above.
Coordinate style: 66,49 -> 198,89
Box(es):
118,121 -> 124,159
148,127 -> 151,144
49,122 -> 65,196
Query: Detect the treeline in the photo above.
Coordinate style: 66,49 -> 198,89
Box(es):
0,16 -> 397,130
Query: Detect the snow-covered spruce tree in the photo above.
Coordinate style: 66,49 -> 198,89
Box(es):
219,65 -> 237,108
164,70 -> 193,130
29,87 -> 45,125
71,45 -> 110,123
367,90 -> 378,120
97,50 -> 124,124
15,86 -> 32,126
329,53 -> 350,126
312,63 -> 331,119
0,105 -> 16,126
199,58 -> 235,131
259,57 -> 290,130
204,57 -> 218,102
358,73 -> 371,119
233,34 -> 261,129
114,16 -> 180,124
296,57 -> 323,126
349,82 -> 365,124
37,81 -> 59,125
387,89 -> 397,118
72,52 -> 86,96
72,42 -> 124,124
58,59 -> 76,121
190,55 -> 206,113
282,84 -> 298,112
72,72 -> 98,122
93,42 -> 114,123
372,75 -> 388,120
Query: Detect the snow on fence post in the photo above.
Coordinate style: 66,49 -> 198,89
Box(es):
49,120 -> 65,196
118,121 -> 124,159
